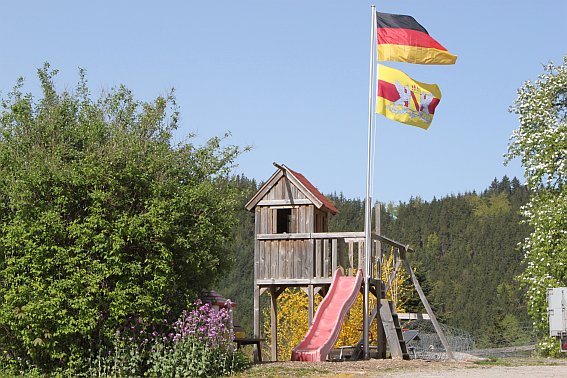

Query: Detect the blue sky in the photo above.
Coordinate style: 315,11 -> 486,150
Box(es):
1,1 -> 565,203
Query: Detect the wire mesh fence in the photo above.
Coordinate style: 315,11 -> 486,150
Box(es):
403,320 -> 536,360
403,319 -> 474,360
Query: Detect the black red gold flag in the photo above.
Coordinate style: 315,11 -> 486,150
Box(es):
377,12 -> 457,65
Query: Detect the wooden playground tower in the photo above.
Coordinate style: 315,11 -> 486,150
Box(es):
245,163 -> 454,361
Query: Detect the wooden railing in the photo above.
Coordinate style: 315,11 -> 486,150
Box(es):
255,232 -> 413,283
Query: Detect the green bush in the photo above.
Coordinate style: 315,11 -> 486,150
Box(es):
147,337 -> 249,378
86,301 -> 250,377
0,64 -> 244,373
536,337 -> 562,358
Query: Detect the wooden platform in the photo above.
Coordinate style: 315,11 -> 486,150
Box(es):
234,338 -> 264,362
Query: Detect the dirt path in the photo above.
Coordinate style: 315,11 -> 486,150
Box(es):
379,364 -> 567,377
240,358 -> 567,377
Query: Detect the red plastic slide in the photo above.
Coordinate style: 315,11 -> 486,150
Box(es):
291,268 -> 363,362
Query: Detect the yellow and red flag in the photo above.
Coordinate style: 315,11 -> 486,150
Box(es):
376,64 -> 442,130
377,12 -> 457,65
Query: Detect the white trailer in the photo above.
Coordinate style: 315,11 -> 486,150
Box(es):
547,287 -> 567,352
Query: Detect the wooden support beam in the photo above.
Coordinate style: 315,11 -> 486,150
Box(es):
299,285 -> 316,327
376,285 -> 387,358
348,240 -> 354,275
255,232 -> 414,252
274,286 -> 285,298
257,232 -> 364,240
358,242 -> 364,272
256,278 -> 332,285
402,256 -> 455,360
257,199 -> 312,206
379,299 -> 404,359
323,239 -> 329,278
374,203 -> 386,358
331,239 -> 338,274
308,285 -> 315,327
315,239 -> 322,278
397,313 -> 431,320
371,233 -> 416,254
254,285 -> 260,341
270,287 -> 279,361
384,258 -> 402,292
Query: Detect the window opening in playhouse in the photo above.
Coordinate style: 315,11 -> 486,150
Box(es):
276,208 -> 292,233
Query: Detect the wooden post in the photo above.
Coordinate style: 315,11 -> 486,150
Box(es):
358,242 -> 364,272
375,202 -> 387,359
323,239 -> 329,278
254,286 -> 260,338
308,284 -> 314,326
348,240 -> 354,275
315,239 -> 322,278
254,207 -> 261,342
270,287 -> 278,361
300,285 -> 315,327
331,239 -> 338,274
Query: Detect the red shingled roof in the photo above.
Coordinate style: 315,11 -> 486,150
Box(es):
200,290 -> 236,308
286,167 -> 339,215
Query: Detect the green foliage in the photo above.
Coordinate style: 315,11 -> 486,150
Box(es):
536,336 -> 562,358
471,192 -> 511,218
146,338 -> 249,378
388,180 -> 531,346
506,56 -> 567,341
218,176 -> 257,335
499,314 -> 532,346
0,64 -> 244,372
86,301 -> 251,377
327,193 -> 366,232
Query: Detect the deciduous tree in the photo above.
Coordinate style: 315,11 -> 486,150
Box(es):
506,56 -> 566,351
0,64 -> 244,371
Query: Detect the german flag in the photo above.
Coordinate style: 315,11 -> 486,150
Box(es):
377,12 -> 457,65
376,64 -> 442,130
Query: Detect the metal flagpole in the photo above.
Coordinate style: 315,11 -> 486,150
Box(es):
363,5 -> 377,360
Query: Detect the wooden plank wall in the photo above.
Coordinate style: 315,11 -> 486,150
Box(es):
256,172 -> 318,280
264,176 -> 307,201
256,236 -> 366,280
254,174 -> 352,280
257,238 -> 313,279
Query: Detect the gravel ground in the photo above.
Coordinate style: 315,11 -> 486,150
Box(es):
240,358 -> 567,377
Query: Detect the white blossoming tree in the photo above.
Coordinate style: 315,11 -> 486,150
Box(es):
506,56 -> 566,355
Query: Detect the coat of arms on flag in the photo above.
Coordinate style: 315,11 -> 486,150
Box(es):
376,64 -> 442,130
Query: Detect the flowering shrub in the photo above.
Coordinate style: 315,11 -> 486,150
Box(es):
171,300 -> 233,347
87,300 -> 249,377
148,300 -> 248,377
536,336 -> 561,358
506,56 -> 567,351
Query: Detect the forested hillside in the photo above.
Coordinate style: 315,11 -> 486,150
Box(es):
382,177 -> 531,346
221,176 -> 257,334
222,176 -> 531,347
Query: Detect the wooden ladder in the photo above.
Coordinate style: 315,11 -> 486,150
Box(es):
379,299 -> 410,360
